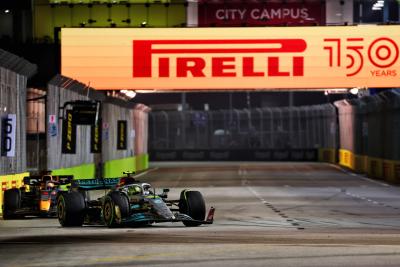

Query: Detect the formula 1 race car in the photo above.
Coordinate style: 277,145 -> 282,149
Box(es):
2,174 -> 73,219
57,173 -> 215,227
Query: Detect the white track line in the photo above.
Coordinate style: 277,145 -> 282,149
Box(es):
328,163 -> 390,187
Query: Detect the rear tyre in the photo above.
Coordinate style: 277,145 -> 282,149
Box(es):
103,192 -> 129,228
2,189 -> 21,219
179,190 -> 206,227
57,191 -> 85,227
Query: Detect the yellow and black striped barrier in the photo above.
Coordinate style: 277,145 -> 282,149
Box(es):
338,149 -> 400,184
0,172 -> 29,216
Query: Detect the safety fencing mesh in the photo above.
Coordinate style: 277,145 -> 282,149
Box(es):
149,104 -> 337,161
335,90 -> 400,181
336,91 -> 400,160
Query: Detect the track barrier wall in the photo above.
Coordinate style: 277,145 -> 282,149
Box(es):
0,49 -> 36,215
47,75 -> 105,176
0,172 -> 30,216
26,89 -> 47,171
0,51 -> 150,215
47,75 -> 150,179
150,104 -> 338,162
335,90 -> 400,183
51,163 -> 96,179
318,148 -> 337,164
0,49 -> 36,176
101,99 -> 136,177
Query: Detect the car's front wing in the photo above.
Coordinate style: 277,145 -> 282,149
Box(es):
121,207 -> 215,225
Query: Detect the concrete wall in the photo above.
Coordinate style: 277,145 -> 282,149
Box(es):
47,76 -> 102,174
47,75 -> 149,179
0,49 -> 36,176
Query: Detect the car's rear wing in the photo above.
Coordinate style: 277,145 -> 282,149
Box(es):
23,176 -> 41,186
23,175 -> 73,186
57,175 -> 73,185
72,178 -> 120,190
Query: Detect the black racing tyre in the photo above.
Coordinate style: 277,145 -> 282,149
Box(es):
103,192 -> 129,228
2,189 -> 21,219
57,191 -> 85,227
110,191 -> 130,218
179,190 -> 206,227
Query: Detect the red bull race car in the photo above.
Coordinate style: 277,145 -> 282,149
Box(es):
57,173 -> 215,227
2,174 -> 72,219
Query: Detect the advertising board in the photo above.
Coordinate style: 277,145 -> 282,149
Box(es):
62,26 -> 400,90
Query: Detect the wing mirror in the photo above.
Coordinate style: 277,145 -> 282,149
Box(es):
160,188 -> 169,198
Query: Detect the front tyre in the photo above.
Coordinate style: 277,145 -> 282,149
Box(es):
179,190 -> 206,227
103,192 -> 129,228
57,192 -> 85,227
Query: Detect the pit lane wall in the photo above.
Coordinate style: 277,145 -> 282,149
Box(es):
101,98 -> 136,177
335,90 -> 400,183
47,75 -> 105,178
47,75 -> 150,179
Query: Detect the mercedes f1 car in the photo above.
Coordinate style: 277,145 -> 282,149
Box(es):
57,173 -> 215,227
2,174 -> 73,219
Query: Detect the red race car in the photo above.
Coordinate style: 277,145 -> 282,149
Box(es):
2,174 -> 72,219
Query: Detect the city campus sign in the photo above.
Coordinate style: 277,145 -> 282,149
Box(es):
61,26 -> 400,90
197,1 -> 325,26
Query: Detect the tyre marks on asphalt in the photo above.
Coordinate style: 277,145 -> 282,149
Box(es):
239,165 -> 305,230
246,186 -> 305,231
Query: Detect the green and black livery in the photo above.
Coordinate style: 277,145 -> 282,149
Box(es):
56,175 -> 215,227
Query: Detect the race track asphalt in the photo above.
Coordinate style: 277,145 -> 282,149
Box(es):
1,162 -> 400,267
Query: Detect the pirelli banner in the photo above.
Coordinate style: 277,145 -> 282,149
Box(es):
61,26 -> 400,90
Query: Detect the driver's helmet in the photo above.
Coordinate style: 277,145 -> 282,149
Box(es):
143,184 -> 152,195
127,185 -> 141,195
42,175 -> 55,189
